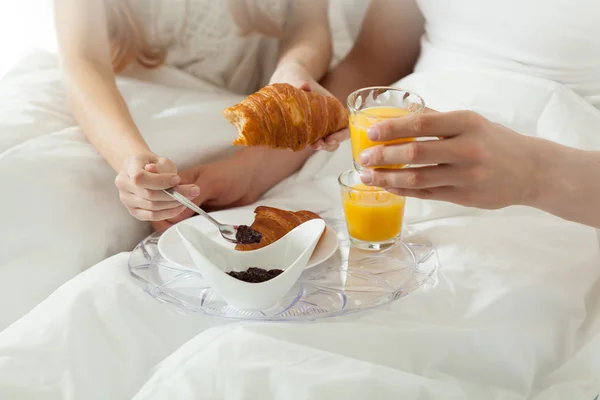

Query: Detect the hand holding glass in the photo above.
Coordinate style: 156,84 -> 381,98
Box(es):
347,87 -> 425,171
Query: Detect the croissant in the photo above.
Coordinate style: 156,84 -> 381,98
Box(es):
235,206 -> 322,251
223,83 -> 348,151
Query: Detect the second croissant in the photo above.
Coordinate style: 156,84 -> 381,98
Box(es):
223,83 -> 348,151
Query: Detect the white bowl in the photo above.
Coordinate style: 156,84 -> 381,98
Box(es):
176,219 -> 326,311
158,208 -> 339,272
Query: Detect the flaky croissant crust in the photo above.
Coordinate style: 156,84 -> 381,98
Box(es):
223,83 -> 348,151
235,206 -> 322,251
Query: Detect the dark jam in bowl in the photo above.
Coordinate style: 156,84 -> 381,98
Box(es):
235,225 -> 262,244
227,267 -> 284,283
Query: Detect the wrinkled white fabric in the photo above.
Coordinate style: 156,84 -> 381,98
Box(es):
0,50 -> 347,331
416,0 -> 600,108
0,0 -> 360,330
0,50 -> 234,330
0,52 -> 599,399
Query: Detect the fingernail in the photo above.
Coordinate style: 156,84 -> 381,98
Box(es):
326,138 -> 337,145
191,186 -> 200,197
367,126 -> 380,141
171,176 -> 181,186
359,150 -> 370,166
360,170 -> 373,184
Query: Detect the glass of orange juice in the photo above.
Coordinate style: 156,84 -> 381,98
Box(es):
338,169 -> 406,251
347,87 -> 425,172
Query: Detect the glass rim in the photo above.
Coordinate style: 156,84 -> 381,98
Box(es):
337,169 -> 386,192
346,86 -> 425,115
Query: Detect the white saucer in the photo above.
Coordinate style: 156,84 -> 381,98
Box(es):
158,208 -> 339,272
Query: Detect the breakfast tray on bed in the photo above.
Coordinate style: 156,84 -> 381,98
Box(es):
128,209 -> 440,322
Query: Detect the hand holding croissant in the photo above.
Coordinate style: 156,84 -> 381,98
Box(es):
223,83 -> 348,151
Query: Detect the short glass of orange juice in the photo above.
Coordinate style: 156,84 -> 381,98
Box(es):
347,87 -> 425,172
338,169 -> 406,251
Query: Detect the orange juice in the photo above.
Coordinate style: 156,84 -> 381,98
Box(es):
341,184 -> 406,242
350,107 -> 414,169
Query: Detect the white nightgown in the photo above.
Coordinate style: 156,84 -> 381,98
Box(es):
137,0 -> 291,95
415,0 -> 600,108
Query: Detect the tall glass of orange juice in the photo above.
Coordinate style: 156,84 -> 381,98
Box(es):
347,87 -> 425,171
338,169 -> 406,251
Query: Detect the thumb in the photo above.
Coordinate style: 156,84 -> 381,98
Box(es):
298,82 -> 312,92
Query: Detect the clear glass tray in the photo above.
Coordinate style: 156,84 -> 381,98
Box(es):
128,209 -> 440,321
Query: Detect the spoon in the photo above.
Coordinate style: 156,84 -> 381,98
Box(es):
162,188 -> 262,245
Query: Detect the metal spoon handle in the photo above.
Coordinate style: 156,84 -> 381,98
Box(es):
162,188 -> 222,228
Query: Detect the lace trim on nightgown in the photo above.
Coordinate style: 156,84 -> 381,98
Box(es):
136,0 -> 290,94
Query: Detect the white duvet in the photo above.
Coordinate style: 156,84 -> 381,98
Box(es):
0,49 -> 599,399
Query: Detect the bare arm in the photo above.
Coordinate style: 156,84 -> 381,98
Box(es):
321,0 -> 424,102
270,0 -> 332,83
54,0 -> 196,222
529,142 -> 600,228
246,0 -> 334,196
54,0 -> 151,171
153,2 -> 335,230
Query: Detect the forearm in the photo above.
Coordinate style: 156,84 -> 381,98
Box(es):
271,0 -> 332,81
234,146 -> 313,199
527,139 -> 600,228
64,58 -> 150,171
54,0 -> 147,171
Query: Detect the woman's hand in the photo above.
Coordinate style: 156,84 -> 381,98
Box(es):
358,110 -> 544,209
150,157 -> 262,232
307,75 -> 350,152
115,153 -> 200,221
270,62 -> 349,152
310,126 -> 349,152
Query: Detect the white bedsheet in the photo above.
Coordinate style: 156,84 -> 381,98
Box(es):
0,0 -> 365,326
0,51 -> 599,399
0,50 -> 238,329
